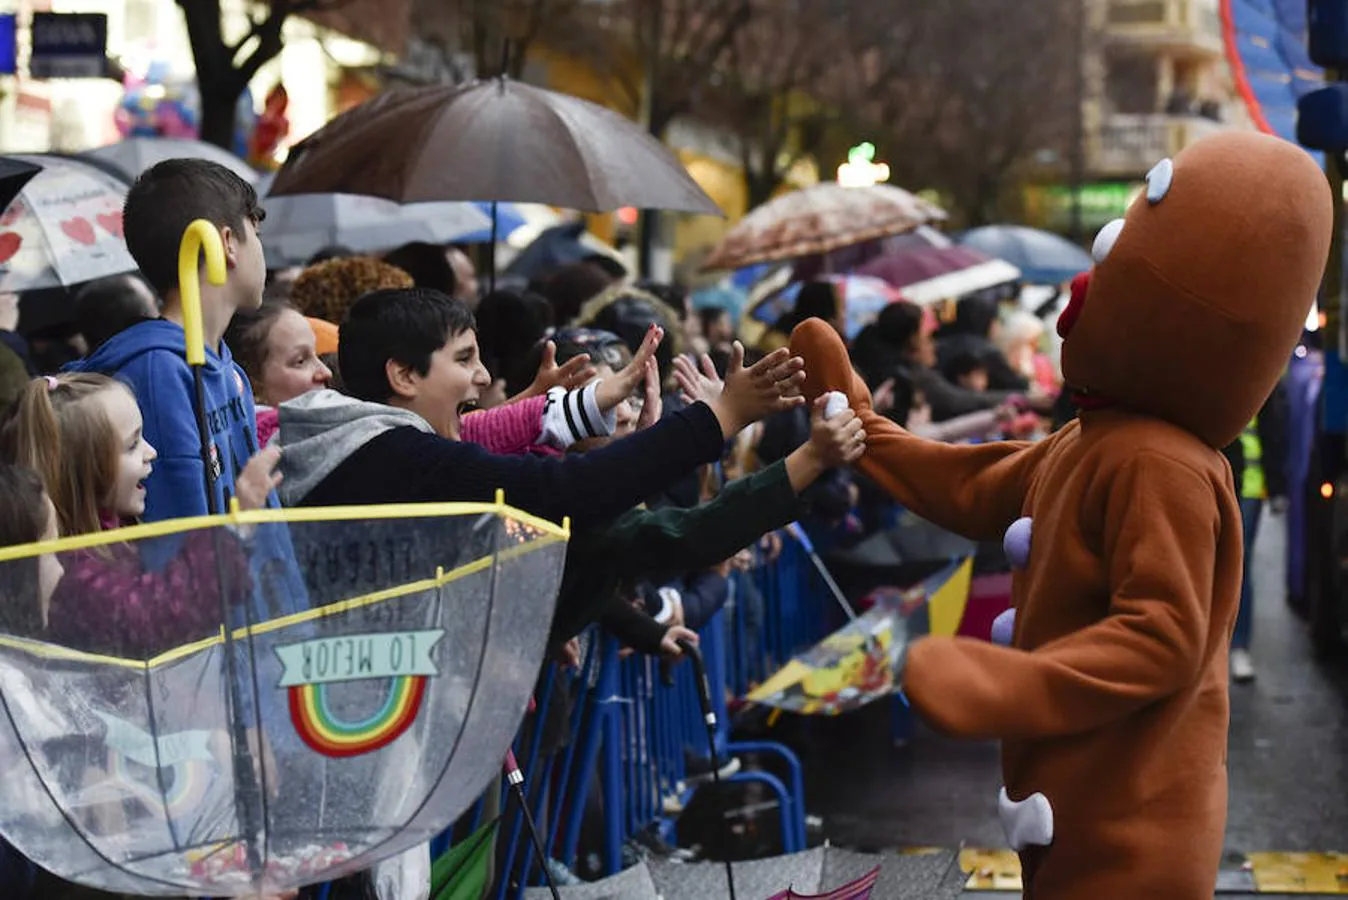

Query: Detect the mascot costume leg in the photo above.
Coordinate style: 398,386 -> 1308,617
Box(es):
790,132 -> 1332,899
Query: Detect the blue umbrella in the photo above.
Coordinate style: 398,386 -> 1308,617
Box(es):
956,225 -> 1091,286
455,201 -> 530,244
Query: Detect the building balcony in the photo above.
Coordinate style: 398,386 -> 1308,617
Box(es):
1105,0 -> 1225,57
1089,112 -> 1231,177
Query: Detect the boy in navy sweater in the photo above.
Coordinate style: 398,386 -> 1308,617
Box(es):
280,287 -> 808,530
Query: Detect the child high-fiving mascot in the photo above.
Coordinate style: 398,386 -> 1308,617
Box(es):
790,132 -> 1331,899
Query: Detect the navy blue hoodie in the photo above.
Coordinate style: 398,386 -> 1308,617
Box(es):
67,319 -> 305,624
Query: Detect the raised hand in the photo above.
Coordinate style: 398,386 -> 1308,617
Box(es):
707,341 -> 806,438
515,340 -> 596,401
635,358 -> 663,431
596,324 -> 663,412
673,352 -> 723,405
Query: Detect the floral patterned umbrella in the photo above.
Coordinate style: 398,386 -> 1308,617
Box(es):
0,154 -> 137,292
701,184 -> 946,272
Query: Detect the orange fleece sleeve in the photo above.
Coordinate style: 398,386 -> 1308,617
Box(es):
902,450 -> 1220,741
790,318 -> 1040,541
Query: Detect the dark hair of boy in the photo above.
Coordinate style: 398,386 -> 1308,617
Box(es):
383,242 -> 457,296
338,287 -> 475,404
122,158 -> 263,296
74,274 -> 159,353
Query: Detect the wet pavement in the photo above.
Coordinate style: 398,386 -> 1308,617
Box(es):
780,511 -> 1348,895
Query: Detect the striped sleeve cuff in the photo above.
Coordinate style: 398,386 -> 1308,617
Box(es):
539,384 -> 616,448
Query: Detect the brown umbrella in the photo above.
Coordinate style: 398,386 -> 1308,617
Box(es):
269,78 -> 722,216
701,183 -> 946,272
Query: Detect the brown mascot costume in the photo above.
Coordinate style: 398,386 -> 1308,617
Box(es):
790,131 -> 1332,899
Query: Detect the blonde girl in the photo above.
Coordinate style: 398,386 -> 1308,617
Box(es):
0,374 -> 278,656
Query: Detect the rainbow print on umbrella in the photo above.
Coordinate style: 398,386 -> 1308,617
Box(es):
275,629 -> 444,759
94,711 -> 219,818
109,753 -> 216,817
288,675 -> 427,757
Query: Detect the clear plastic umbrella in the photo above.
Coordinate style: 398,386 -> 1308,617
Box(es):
0,154 -> 138,292
0,500 -> 569,896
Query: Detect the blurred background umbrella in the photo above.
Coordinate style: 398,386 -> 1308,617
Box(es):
956,225 -> 1091,286
503,221 -> 627,282
455,201 -> 531,245
83,137 -> 260,185
256,191 -> 492,267
701,184 -> 946,272
0,157 -> 40,214
856,245 -> 1020,306
269,78 -> 721,216
747,275 -> 902,342
0,154 -> 137,293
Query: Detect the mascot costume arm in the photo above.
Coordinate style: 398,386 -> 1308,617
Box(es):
792,319 -> 1043,541
791,320 -> 1221,741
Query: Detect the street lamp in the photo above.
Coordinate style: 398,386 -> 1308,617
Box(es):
837,142 -> 890,187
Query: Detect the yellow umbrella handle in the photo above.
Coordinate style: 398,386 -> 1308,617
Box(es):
177,220 -> 227,366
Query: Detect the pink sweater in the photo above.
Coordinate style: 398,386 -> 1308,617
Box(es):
47,521 -> 250,657
463,395 -> 559,457
462,384 -> 613,457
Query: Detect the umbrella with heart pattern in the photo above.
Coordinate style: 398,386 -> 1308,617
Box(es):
0,154 -> 138,293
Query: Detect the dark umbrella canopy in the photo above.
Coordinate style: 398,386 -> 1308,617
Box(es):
0,157 -> 41,214
270,78 -> 722,215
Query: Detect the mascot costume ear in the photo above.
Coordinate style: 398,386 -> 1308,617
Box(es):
790,131 -> 1332,900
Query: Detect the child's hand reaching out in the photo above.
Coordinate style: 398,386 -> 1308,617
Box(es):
596,324 -> 663,412
515,340 -> 596,401
707,342 -> 806,438
635,359 -> 663,430
673,352 -> 723,405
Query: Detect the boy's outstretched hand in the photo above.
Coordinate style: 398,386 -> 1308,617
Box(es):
707,342 -> 806,438
596,324 -> 663,411
785,395 -> 866,493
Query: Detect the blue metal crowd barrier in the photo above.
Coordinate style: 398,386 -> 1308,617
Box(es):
312,526 -> 831,898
